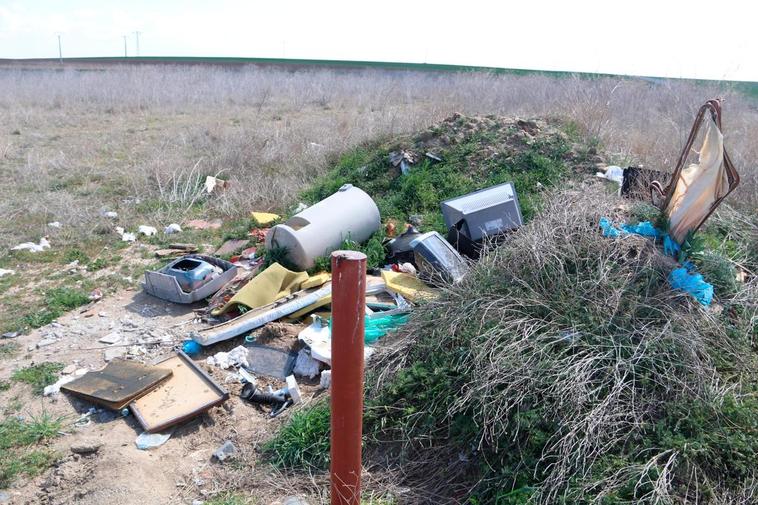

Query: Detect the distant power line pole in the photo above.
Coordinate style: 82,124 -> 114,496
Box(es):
123,35 -> 128,57
134,31 -> 141,56
57,34 -> 63,63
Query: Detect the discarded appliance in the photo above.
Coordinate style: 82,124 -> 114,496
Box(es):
386,226 -> 423,263
142,254 -> 237,304
265,184 -> 380,270
61,359 -> 173,410
652,100 -> 740,244
130,351 -> 229,433
441,182 -> 523,242
240,374 -> 301,417
410,231 -> 467,284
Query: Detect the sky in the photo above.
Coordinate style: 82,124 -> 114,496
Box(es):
0,0 -> 756,82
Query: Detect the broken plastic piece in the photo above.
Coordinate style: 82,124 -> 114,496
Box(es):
251,212 -> 280,225
11,237 -> 50,253
381,270 -> 438,303
135,431 -> 172,450
138,225 -> 157,237
164,223 -> 182,234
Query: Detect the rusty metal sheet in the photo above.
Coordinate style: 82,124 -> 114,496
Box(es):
61,359 -> 173,410
130,351 -> 229,433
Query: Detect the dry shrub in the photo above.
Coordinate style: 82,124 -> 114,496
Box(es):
0,66 -> 756,249
367,188 -> 758,504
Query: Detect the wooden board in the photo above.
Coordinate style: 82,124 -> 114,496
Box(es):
130,352 -> 229,433
61,359 -> 173,411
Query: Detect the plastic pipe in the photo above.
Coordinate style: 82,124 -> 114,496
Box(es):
330,250 -> 366,505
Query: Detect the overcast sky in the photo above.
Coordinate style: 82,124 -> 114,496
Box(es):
0,0 -> 755,82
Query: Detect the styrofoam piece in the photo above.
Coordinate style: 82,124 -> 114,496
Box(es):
265,184 -> 380,270
286,375 -> 301,404
142,254 -> 237,304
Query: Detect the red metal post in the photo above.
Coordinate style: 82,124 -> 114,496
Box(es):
330,250 -> 366,505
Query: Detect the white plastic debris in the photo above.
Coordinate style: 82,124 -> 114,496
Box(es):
596,165 -> 624,185
135,431 -> 172,450
43,369 -> 86,396
164,223 -> 182,234
47,221 -> 62,228
0,268 -> 15,278
206,345 -> 249,369
138,225 -> 157,237
293,348 -> 321,379
204,176 -> 227,194
103,211 -> 118,219
319,370 -> 331,389
398,262 -> 417,275
238,367 -> 256,385
293,202 -> 309,213
121,232 -> 136,242
11,237 -> 50,253
298,316 -> 374,366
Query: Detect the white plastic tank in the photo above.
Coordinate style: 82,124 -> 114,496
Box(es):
265,184 -> 381,271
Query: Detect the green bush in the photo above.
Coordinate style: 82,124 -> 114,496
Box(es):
263,401 -> 331,470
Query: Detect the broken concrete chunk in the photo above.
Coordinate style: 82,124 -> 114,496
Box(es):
103,346 -> 127,362
36,337 -> 57,348
212,440 -> 237,462
70,438 -> 102,454
99,331 -> 122,344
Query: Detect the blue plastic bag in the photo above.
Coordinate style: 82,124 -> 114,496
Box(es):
668,267 -> 713,306
599,217 -> 624,238
620,221 -> 659,238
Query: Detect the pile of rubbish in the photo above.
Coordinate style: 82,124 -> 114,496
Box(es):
48,101 -> 739,452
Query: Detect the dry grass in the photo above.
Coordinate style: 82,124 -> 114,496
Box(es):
0,65 -> 756,250
367,188 -> 758,503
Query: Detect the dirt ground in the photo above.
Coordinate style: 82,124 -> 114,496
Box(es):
0,286 -> 323,505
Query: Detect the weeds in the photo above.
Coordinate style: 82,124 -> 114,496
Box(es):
204,492 -> 254,505
11,362 -> 65,395
263,401 -> 331,471
0,342 -> 20,359
0,413 -> 63,487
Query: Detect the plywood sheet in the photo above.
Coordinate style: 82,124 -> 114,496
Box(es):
130,352 -> 228,433
61,359 -> 173,410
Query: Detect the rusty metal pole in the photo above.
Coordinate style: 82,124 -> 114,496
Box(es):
330,250 -> 366,505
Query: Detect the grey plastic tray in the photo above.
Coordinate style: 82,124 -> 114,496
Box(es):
142,254 -> 237,304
